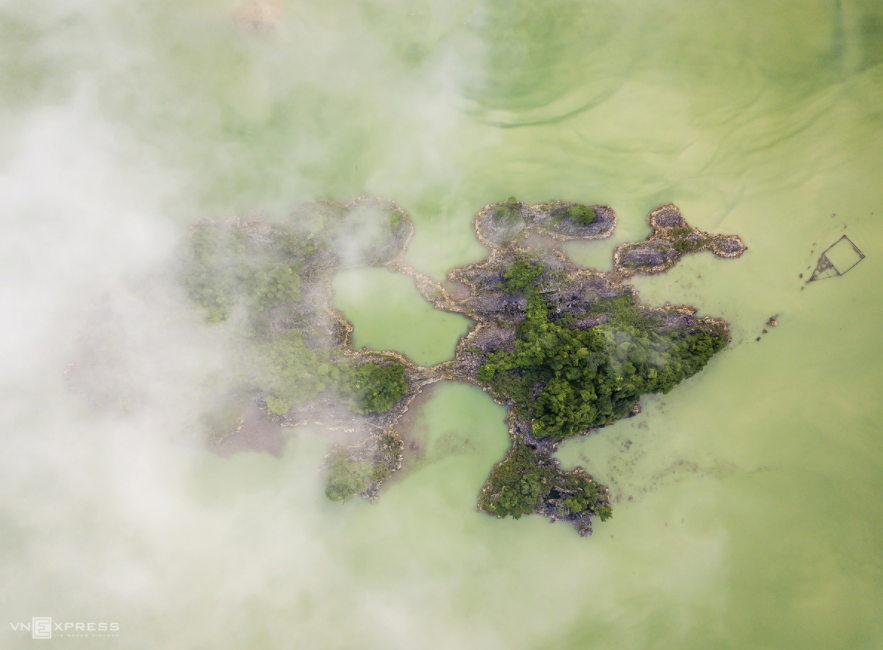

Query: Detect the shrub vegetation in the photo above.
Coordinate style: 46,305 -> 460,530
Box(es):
501,259 -> 545,295
665,227 -> 710,256
324,431 -> 402,502
478,442 -> 611,521
180,221 -> 408,419
564,204 -> 597,226
324,449 -> 373,502
347,363 -> 408,414
493,196 -> 521,224
478,265 -> 726,440
182,225 -> 304,324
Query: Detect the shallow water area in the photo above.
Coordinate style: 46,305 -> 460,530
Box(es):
332,267 -> 471,366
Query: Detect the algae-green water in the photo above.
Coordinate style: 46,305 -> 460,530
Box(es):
2,0 -> 883,648
332,268 -> 471,366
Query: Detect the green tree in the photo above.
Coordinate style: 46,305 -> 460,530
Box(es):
479,442 -> 611,521
493,196 -> 521,224
565,204 -> 597,226
324,450 -> 373,502
478,271 -> 727,440
502,259 -> 545,295
347,362 -> 408,414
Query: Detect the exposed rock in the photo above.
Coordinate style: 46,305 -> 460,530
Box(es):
618,242 -> 672,269
613,204 -> 747,276
648,204 -> 688,229
474,199 -> 616,251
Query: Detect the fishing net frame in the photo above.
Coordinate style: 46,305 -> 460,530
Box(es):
809,235 -> 865,282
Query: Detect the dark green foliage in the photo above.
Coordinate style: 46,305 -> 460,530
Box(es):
499,258 -> 548,321
493,196 -> 521,224
181,223 -> 336,418
238,330 -> 344,415
324,431 -> 402,502
235,337 -> 408,418
556,311 -> 575,328
664,227 -> 710,256
371,457 -> 393,484
478,279 -> 727,440
672,239 -> 695,255
479,442 -> 610,521
246,265 -> 302,310
324,449 -> 372,502
557,472 -> 611,521
667,227 -> 693,239
182,225 -> 303,324
389,209 -> 403,232
593,501 -> 613,521
502,260 -> 545,295
565,204 -> 597,226
240,344 -> 407,417
586,294 -> 663,330
370,431 -> 402,483
181,221 -> 410,420
347,362 -> 408,414
479,443 -> 557,519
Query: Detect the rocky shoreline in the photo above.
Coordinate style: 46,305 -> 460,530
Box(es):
612,204 -> 746,278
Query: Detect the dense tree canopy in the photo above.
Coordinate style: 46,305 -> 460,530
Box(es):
478,277 -> 726,440
479,442 -> 611,521
501,259 -> 545,294
182,225 -> 305,325
347,362 -> 408,414
324,449 -> 373,502
564,204 -> 596,226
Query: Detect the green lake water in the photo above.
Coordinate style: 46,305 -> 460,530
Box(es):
332,268 -> 471,366
2,0 -> 883,648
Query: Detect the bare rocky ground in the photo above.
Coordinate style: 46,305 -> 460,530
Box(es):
612,204 -> 747,278
473,199 -> 616,251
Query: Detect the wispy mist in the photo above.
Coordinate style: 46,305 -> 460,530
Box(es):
4,0 -> 883,648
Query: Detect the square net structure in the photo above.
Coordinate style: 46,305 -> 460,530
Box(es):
809,235 -> 865,282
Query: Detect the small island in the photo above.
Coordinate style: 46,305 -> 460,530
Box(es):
66,196 -> 746,537
431,199 -> 743,534
612,204 -> 746,276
